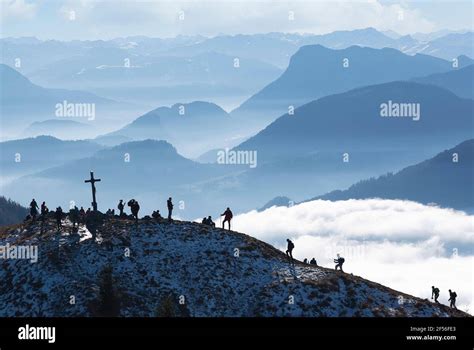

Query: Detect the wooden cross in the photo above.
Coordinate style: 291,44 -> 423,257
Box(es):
84,171 -> 101,211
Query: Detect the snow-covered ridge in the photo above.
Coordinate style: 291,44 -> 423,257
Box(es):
0,216 -> 467,317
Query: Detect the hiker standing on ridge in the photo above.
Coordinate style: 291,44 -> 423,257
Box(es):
69,206 -> 79,228
128,199 -> 140,223
167,197 -> 174,221
40,201 -> 48,223
117,199 -> 125,217
286,239 -> 295,262
40,201 -> 48,216
55,207 -> 63,231
334,254 -> 345,272
79,207 -> 86,223
448,289 -> 457,309
431,286 -> 440,303
30,199 -> 39,220
221,207 -> 233,230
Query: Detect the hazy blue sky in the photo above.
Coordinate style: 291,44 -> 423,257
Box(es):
1,0 -> 473,40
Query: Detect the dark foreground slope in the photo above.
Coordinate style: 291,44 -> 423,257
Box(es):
0,217 -> 467,317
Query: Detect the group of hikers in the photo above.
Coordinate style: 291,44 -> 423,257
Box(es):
27,198 -> 91,231
431,286 -> 458,309
302,258 -> 318,266
285,239 -> 342,270
286,238 -> 459,310
27,198 -> 460,310
27,198 -> 234,230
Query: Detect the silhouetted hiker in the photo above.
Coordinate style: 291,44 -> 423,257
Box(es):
201,217 -> 208,224
128,199 -> 140,223
79,207 -> 86,223
431,286 -> 440,303
40,201 -> 48,223
303,258 -> 308,264
55,207 -> 63,230
117,200 -> 125,216
334,254 -> 345,272
310,258 -> 317,266
286,239 -> 294,262
221,207 -> 233,230
207,216 -> 215,227
448,290 -> 457,309
167,197 -> 174,221
69,206 -> 79,228
152,210 -> 162,220
40,201 -> 48,216
29,199 -> 39,220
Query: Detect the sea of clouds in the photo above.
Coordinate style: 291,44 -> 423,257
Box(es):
233,199 -> 474,313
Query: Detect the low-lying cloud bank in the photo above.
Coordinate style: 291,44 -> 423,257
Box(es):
233,199 -> 474,313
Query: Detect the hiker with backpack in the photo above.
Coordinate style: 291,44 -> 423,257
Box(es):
431,286 -> 440,303
167,197 -> 174,221
448,289 -> 457,309
334,254 -> 345,272
128,199 -> 140,223
286,239 -> 295,262
310,258 -> 317,266
221,207 -> 233,230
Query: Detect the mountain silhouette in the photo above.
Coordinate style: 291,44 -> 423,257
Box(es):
104,101 -> 235,157
0,136 -> 103,179
413,64 -> 474,99
236,81 -> 473,160
0,64 -> 138,138
231,45 -> 453,129
311,139 -> 474,210
21,119 -> 92,139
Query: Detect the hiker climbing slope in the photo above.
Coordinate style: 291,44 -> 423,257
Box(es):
448,289 -> 457,309
334,254 -> 345,272
431,286 -> 440,303
286,239 -> 294,262
221,207 -> 233,230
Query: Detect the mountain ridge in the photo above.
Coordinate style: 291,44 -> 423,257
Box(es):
0,216 -> 468,317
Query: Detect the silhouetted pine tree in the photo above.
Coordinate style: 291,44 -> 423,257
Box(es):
0,196 -> 28,226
